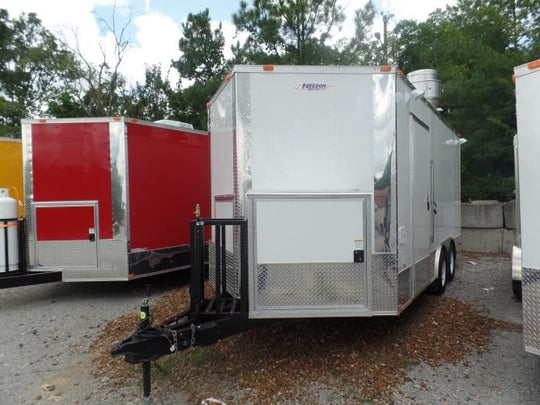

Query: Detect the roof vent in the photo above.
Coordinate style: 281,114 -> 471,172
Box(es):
407,69 -> 441,106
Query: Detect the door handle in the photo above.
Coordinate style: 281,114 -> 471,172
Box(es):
89,228 -> 95,242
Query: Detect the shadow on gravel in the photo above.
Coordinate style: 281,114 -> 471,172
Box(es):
0,270 -> 191,309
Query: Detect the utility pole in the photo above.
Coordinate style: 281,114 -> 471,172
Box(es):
381,12 -> 394,64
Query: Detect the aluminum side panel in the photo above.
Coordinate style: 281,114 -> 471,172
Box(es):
396,79 -> 412,271
515,61 -> 540,354
515,64 -> 540,271
209,78 -> 235,204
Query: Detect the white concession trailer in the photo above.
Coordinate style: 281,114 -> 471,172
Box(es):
207,65 -> 463,319
513,59 -> 540,355
112,66 -> 464,396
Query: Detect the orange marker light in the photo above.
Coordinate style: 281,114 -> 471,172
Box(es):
380,66 -> 392,72
262,65 -> 274,72
38,118 -> 47,123
527,60 -> 540,70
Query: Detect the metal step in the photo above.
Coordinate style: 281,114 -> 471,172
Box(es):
0,271 -> 62,289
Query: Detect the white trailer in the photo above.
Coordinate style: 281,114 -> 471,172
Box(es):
112,66 -> 464,397
207,65 -> 463,318
513,59 -> 540,355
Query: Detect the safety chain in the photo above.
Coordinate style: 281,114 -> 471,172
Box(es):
190,323 -> 196,347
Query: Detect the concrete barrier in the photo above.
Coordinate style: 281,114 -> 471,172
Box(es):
461,200 -> 516,254
462,200 -> 503,228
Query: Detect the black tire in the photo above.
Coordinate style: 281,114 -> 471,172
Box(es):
447,241 -> 457,282
513,279 -> 522,300
428,247 -> 448,295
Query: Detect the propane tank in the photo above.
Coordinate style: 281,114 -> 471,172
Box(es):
0,188 -> 19,272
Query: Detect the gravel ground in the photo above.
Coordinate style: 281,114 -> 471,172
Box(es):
1,252 -> 539,404
0,273 -> 188,405
393,252 -> 540,404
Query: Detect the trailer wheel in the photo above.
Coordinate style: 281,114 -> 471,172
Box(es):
447,241 -> 457,282
429,247 -> 447,295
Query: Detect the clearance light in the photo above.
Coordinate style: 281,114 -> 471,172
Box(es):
113,116 -> 122,121
225,73 -> 232,81
398,70 -> 404,77
38,118 -> 47,123
130,118 -> 138,123
528,60 -> 540,70
206,101 -> 212,109
380,66 -> 392,72
262,65 -> 275,72
512,73 -> 516,83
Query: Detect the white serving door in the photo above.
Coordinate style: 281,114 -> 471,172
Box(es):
411,115 -> 433,263
249,193 -> 370,318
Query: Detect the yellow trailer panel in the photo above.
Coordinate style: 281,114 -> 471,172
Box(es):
0,138 -> 24,216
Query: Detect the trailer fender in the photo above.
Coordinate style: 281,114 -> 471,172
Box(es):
428,245 -> 448,295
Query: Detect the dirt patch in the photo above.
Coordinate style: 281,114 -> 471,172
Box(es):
91,282 -> 520,403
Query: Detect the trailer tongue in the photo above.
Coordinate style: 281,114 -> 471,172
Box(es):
112,218 -> 270,400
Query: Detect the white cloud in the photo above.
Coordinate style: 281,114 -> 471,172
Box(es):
4,0 -> 457,88
125,11 -> 182,85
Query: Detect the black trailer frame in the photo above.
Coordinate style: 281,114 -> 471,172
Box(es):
0,218 -> 62,289
111,218 -> 268,400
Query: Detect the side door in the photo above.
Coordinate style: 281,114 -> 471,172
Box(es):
33,201 -> 99,268
411,114 -> 434,266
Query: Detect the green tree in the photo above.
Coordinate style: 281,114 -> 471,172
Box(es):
232,0 -> 346,65
173,9 -> 225,85
121,64 -> 175,121
172,9 -> 227,129
394,0 -> 537,201
0,9 -> 80,134
341,1 -> 382,65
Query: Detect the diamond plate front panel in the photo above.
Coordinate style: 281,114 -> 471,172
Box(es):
398,268 -> 411,309
414,252 -> 435,297
523,267 -> 540,355
254,262 -> 366,309
30,239 -> 129,281
372,253 -> 398,313
35,241 -> 97,267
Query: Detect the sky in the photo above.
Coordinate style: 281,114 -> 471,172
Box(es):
2,0 -> 457,87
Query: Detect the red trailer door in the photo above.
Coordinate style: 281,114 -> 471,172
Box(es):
30,121 -> 113,270
33,201 -> 99,268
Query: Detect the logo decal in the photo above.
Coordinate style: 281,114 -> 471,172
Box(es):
295,83 -> 332,91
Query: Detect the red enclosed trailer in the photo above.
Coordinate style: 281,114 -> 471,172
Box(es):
20,117 -> 210,282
